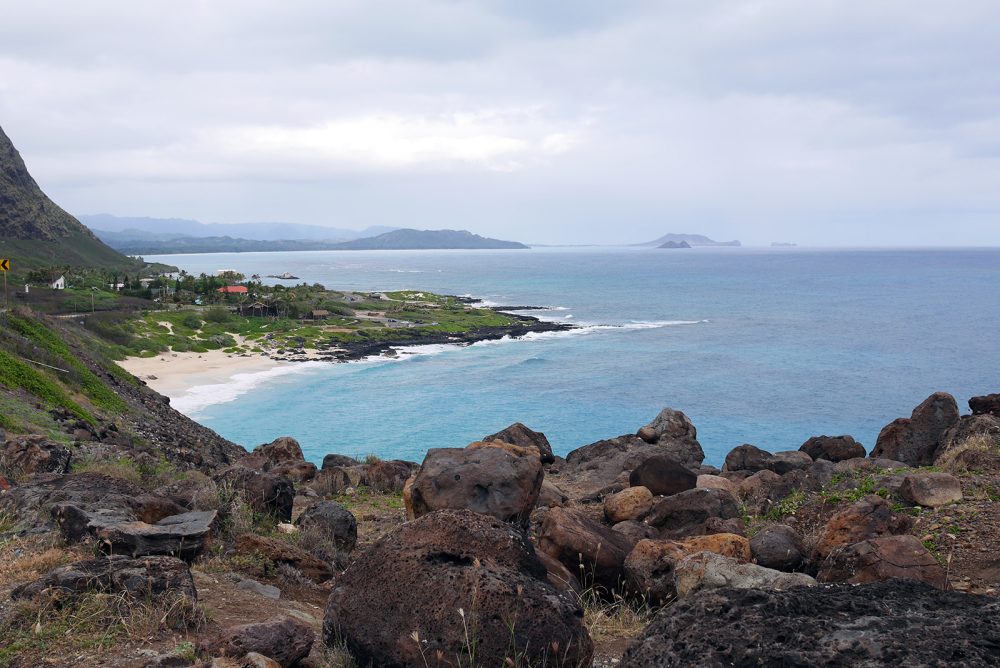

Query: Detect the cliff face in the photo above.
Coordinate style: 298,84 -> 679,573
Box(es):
0,124 -> 131,268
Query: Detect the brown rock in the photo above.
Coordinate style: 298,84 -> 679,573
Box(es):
236,534 -> 334,582
199,615 -> 314,668
724,444 -> 773,472
252,436 -> 305,466
408,443 -> 543,526
484,422 -> 555,463
871,392 -> 960,466
750,524 -> 806,572
1,435 -> 71,476
216,468 -> 294,522
696,474 -> 737,496
812,495 -> 913,563
323,509 -> 593,667
969,393 -> 1000,416
646,488 -> 740,538
538,506 -> 636,593
312,466 -> 351,496
629,455 -> 697,497
271,461 -> 316,483
613,520 -> 659,544
899,472 -> 963,507
361,459 -> 417,492
800,435 -> 866,462
537,479 -> 569,508
623,534 -> 753,603
817,535 -> 946,588
604,486 -> 654,524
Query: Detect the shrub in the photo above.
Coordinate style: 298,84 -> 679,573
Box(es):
203,307 -> 231,323
180,314 -> 202,330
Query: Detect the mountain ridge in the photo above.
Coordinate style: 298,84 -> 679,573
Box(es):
638,233 -> 741,247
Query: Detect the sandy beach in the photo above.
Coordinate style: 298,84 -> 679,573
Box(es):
118,350 -> 290,402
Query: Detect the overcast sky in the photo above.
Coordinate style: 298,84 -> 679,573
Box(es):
2,1 -> 999,245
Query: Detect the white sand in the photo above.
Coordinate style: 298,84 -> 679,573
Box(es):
118,350 -> 287,399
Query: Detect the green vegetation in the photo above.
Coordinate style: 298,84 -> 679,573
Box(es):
0,348 -> 93,424
762,489 -> 807,521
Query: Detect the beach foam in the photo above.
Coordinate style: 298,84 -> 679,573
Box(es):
171,361 -> 327,416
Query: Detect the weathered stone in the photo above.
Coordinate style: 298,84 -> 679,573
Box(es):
408,443 -> 543,526
89,510 -> 217,559
970,393 -> 1000,416
604,486 -> 654,524
241,653 -> 281,668
312,466 -> 351,496
199,616 -> 314,668
1,435 -> 71,476
613,520 -> 660,544
361,459 -> 418,492
484,422 -> 555,463
294,500 -> 357,556
537,479 -> 568,508
236,534 -> 334,583
629,455 -> 697,497
673,551 -> 816,599
871,392 -> 960,466
646,488 -> 740,538
236,578 -> 281,599
323,509 -> 593,668
12,554 -> 196,604
252,436 -> 305,466
321,453 -> 358,469
723,444 -> 772,472
749,524 -> 805,572
695,474 -> 737,497
625,534 -> 751,604
799,435 -> 866,462
271,461 -> 316,483
768,450 -> 813,474
538,506 -> 636,593
639,408 -> 702,456
216,468 -> 294,522
812,495 -> 912,563
622,579 -> 1000,667
818,535 -> 946,588
0,473 -> 153,532
899,472 -> 963,507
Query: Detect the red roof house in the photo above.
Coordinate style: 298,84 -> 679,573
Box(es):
217,285 -> 248,294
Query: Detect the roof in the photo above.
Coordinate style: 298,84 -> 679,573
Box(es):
311,309 -> 331,317
216,285 -> 248,294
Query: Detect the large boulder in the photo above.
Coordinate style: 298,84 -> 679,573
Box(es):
624,534 -> 751,604
361,459 -> 418,492
870,392 -> 960,466
199,616 -> 314,668
767,450 -> 813,474
216,468 -> 294,522
604,486 -> 654,524
236,534 -> 334,583
639,408 -> 701,452
252,436 -> 305,466
899,472 -> 963,507
645,488 -> 740,538
323,509 -> 593,668
321,453 -> 358,469
538,506 -> 636,594
817,535 -> 946,588
799,435 -> 865,462
12,554 -> 196,604
1,435 -> 71,476
673,551 -> 815,599
70,509 -> 217,559
969,393 -> 1000,416
622,579 -> 1000,667
407,442 -> 543,526
628,455 -> 697,497
484,422 -> 554,464
294,500 -> 357,555
812,495 -> 912,563
749,524 -> 805,572
723,444 -> 773,473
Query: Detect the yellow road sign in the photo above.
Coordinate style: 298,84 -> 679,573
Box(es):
0,259 -> 9,271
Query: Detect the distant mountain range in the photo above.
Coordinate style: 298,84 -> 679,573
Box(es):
638,233 -> 741,247
92,225 -> 529,254
0,125 -> 137,270
79,214 -> 395,242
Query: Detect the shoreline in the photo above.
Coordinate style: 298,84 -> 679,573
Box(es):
119,304 -> 574,410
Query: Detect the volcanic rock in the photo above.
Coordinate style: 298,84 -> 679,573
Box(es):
538,506 -> 636,593
799,435 -> 866,462
484,422 -> 555,463
817,535 -> 946,588
871,392 -> 960,466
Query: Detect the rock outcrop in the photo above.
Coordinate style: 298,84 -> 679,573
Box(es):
871,392 -> 960,465
969,393 -> 1000,416
645,488 -> 740,538
13,554 -> 196,604
673,551 -> 815,599
811,495 -> 912,563
484,422 -> 554,463
622,579 -> 1000,667
538,507 -> 636,593
799,435 -> 865,462
199,616 -> 314,668
624,534 -> 751,603
817,535 -> 946,588
1,434 -> 71,476
323,509 -> 593,667
628,455 -> 697,497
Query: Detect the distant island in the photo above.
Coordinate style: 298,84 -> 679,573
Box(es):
771,242 -> 798,247
638,233 -> 741,247
327,228 -> 528,250
659,240 -> 691,249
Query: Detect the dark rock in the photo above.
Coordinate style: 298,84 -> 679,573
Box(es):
538,506 -> 636,593
236,534 -> 334,583
639,408 -> 702,457
216,468 -> 294,522
537,479 -> 569,508
361,459 -> 417,492
252,436 -> 305,466
624,534 -> 751,604
12,554 -> 196,604
970,393 -> 1000,416
485,422 -> 555,463
799,435 -> 866,462
939,413 -> 1000,456
723,444 -> 773,472
199,615 -> 314,668
270,461 -> 317,483
818,535 -> 946,588
321,453 -> 358,469
622,579 -> 1000,667
646,488 -> 740,538
812,495 -> 913,563
767,450 -> 813,474
749,524 -> 805,572
871,392 -> 960,466
294,500 -> 357,556
312,466 -> 351,496
1,435 -> 71,476
613,520 -> 660,544
407,443 -> 543,526
89,510 -> 217,559
628,455 -> 697,497
323,509 -> 593,668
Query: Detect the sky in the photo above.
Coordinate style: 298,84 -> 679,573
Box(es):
1,1 -> 999,246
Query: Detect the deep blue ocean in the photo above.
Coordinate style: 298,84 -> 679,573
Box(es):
145,247 -> 1000,467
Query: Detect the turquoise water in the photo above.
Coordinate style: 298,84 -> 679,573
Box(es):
146,247 -> 1000,467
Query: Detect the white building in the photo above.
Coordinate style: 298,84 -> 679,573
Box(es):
49,275 -> 65,290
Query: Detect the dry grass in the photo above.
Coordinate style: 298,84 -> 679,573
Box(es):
0,535 -> 80,589
579,588 -> 653,644
938,434 -> 1000,473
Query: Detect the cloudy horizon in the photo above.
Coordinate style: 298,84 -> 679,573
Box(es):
2,1 -> 999,246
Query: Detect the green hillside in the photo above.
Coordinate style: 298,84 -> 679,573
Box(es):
0,125 -> 137,271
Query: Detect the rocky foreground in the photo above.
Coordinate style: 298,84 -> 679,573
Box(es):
2,391 -> 1000,666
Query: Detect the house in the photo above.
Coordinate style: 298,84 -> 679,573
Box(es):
310,309 -> 331,320
107,282 -> 125,291
49,275 -> 65,290
217,285 -> 249,295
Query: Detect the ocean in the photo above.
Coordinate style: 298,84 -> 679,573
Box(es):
144,247 -> 1000,467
